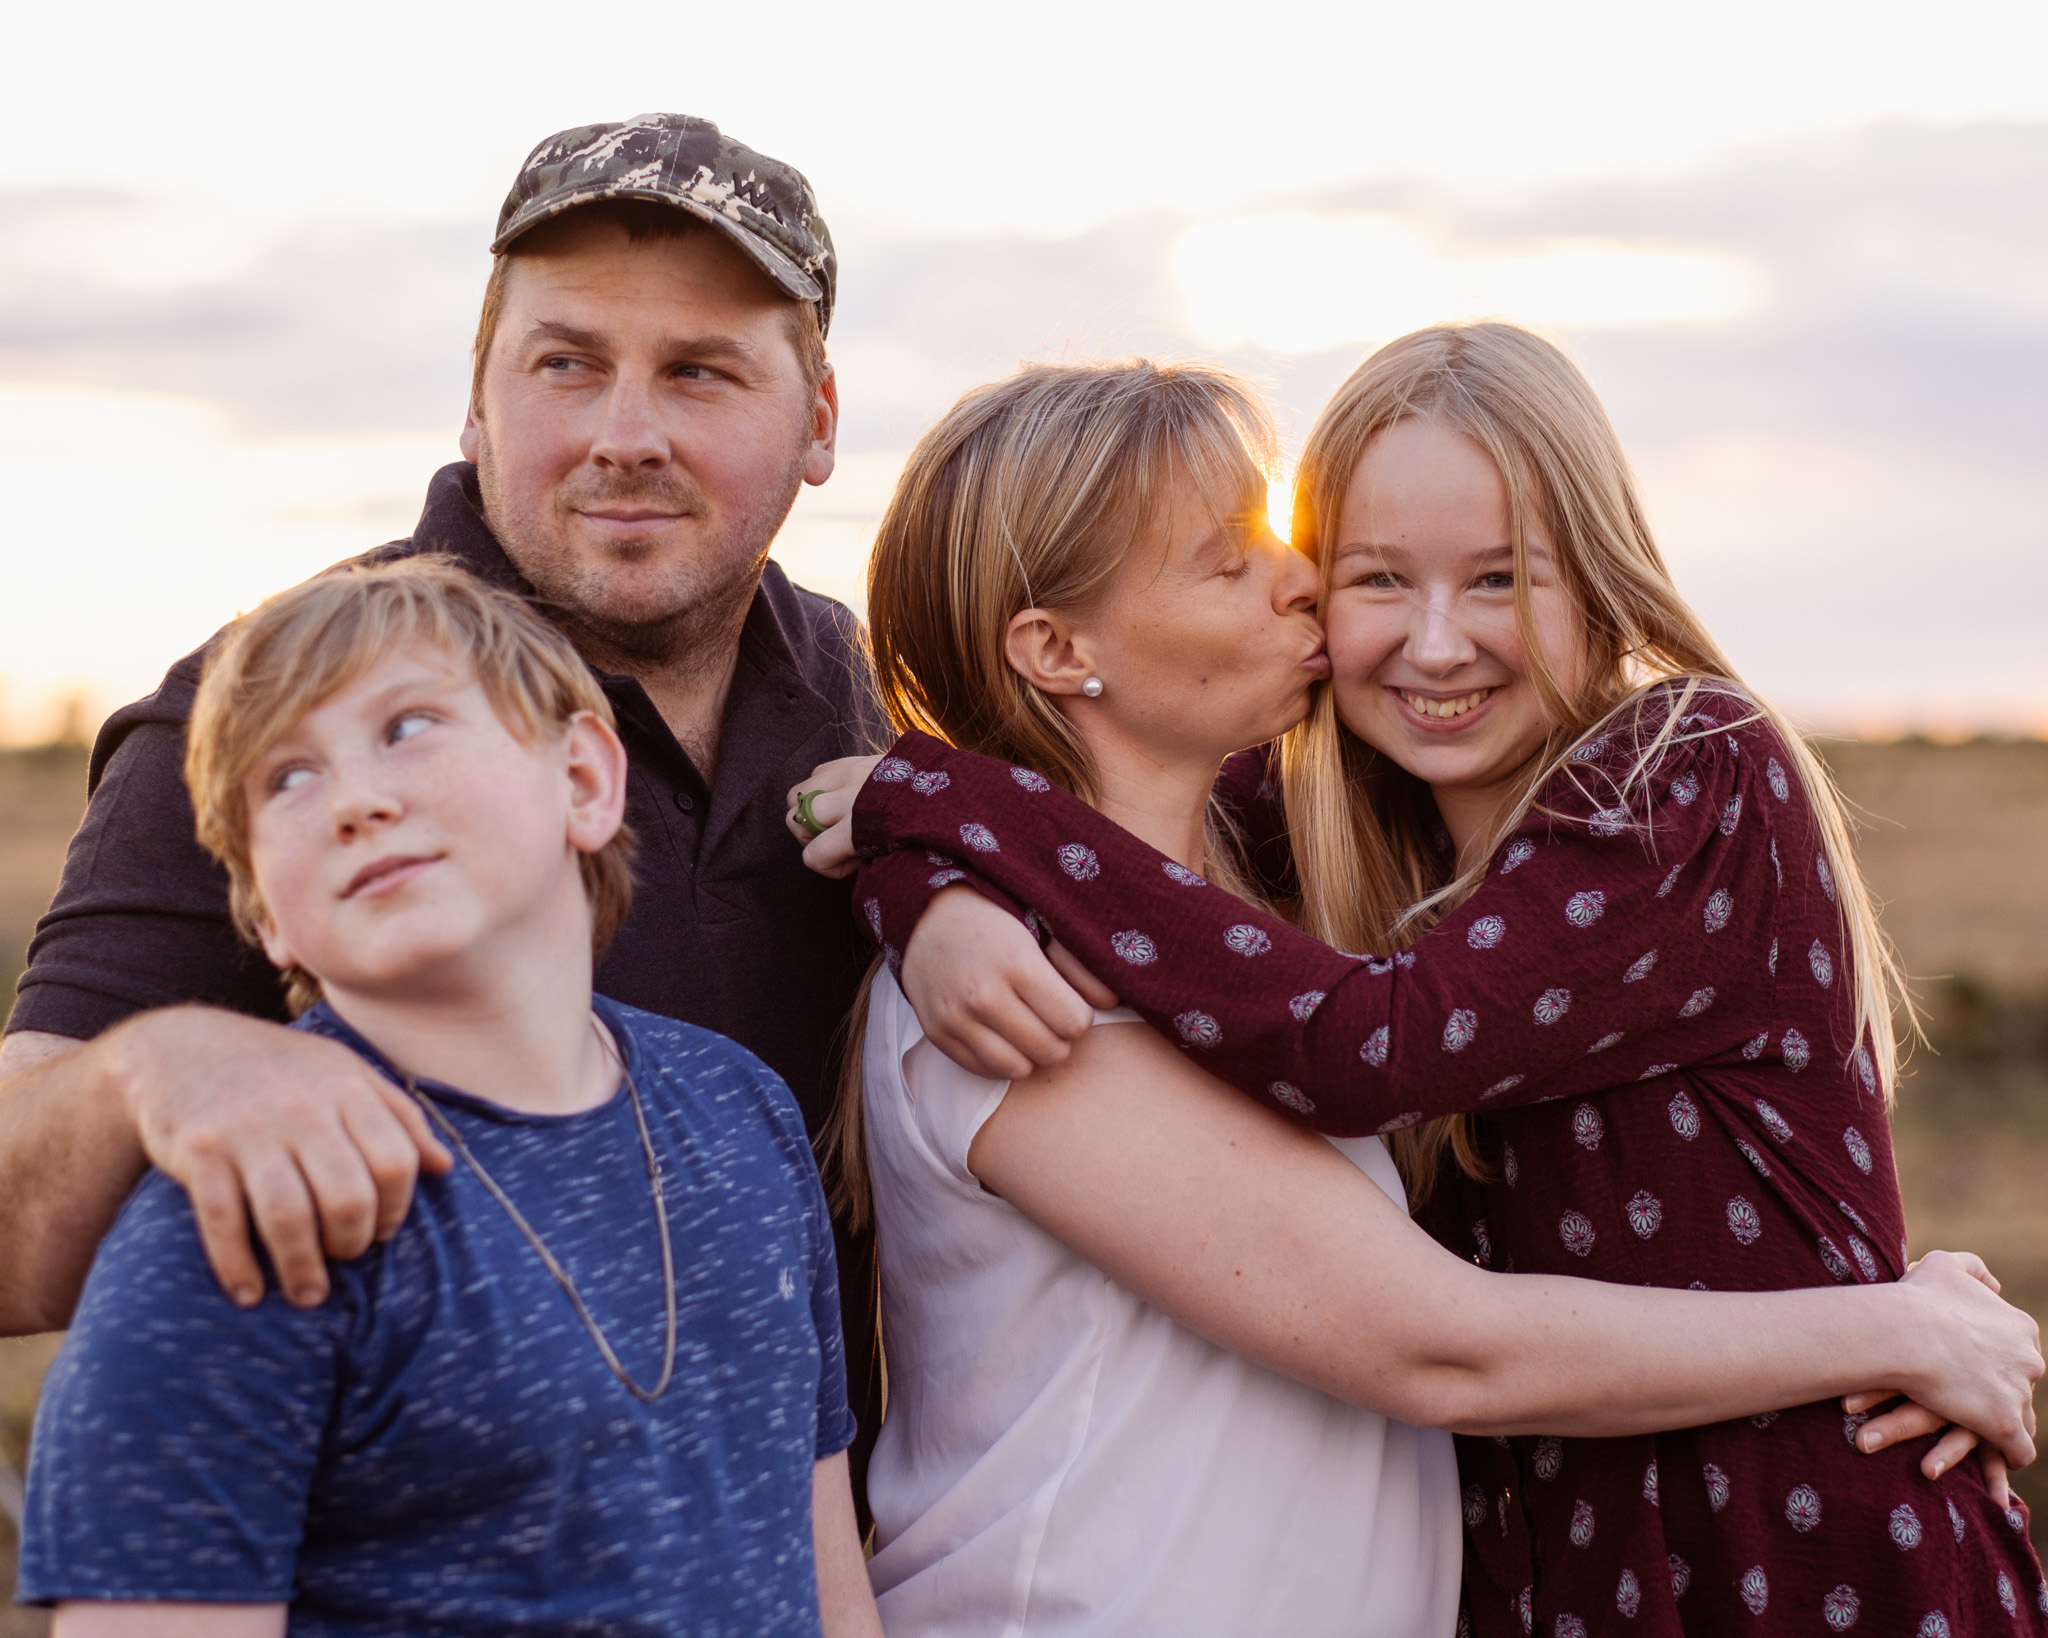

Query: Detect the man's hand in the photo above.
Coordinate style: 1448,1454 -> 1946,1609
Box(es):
105,1007 -> 452,1309
901,886 -> 1119,1080
785,755 -> 881,879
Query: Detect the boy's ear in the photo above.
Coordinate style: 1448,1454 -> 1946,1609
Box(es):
562,711 -> 628,855
254,909 -> 298,974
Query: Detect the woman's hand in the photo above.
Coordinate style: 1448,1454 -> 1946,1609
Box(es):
902,887 -> 1119,1081
1842,1251 -> 2036,1503
1865,1250 -> 2041,1494
785,756 -> 882,878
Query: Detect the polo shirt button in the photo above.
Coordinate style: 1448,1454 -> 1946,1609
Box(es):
673,791 -> 695,812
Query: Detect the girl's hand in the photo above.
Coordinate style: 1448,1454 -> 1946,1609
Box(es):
1869,1250 -> 2041,1494
901,887 -> 1119,1081
785,756 -> 883,879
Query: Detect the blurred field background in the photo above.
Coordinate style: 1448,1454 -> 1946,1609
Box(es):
4,736 -> 2046,1625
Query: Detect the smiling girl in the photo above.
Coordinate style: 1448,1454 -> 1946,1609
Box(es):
814,328 -> 2046,1635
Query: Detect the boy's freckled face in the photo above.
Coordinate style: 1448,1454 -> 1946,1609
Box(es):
244,648 -> 588,998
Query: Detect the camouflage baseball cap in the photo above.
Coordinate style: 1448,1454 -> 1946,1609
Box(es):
493,113 -> 836,336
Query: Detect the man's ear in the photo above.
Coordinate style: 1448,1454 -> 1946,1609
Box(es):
562,711 -> 629,856
802,366 -> 838,488
1003,608 -> 1098,698
459,404 -> 482,465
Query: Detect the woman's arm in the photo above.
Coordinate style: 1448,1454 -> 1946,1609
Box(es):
965,1021 -> 2042,1460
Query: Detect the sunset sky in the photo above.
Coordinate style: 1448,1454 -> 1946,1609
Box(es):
1,0 -> 2044,740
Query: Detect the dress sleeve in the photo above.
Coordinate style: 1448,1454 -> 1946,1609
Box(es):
849,704 -> 1800,1137
16,1173 -> 344,1602
851,746 -> 1290,966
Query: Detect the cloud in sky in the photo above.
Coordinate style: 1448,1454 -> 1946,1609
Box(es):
0,120 -> 2042,739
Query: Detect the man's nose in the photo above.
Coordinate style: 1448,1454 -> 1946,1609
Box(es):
589,374 -> 671,472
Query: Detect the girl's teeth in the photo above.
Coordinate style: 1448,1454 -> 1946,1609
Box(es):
1404,689 -> 1491,719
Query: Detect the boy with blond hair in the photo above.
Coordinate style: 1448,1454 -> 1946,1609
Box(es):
18,559 -> 882,1638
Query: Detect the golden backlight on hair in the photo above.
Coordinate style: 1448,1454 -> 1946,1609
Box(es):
185,557 -> 635,1014
1282,323 -> 1909,1203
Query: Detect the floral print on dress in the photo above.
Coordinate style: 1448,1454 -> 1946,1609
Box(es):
1786,1484 -> 1823,1532
1056,844 -> 1100,880
1110,930 -> 1157,965
1616,1567 -> 1641,1616
1009,766 -> 1051,792
1224,924 -> 1272,957
1469,914 -> 1508,949
911,770 -> 951,796
1268,1081 -> 1315,1115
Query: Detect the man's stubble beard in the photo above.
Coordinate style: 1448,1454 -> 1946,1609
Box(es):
473,423 -> 812,678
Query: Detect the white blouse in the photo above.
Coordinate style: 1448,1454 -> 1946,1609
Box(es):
861,969 -> 1462,1637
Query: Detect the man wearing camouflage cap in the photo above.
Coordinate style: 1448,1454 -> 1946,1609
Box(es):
1,113 -> 887,1512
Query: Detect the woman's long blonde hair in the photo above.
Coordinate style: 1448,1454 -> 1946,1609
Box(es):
1280,323 -> 1908,1201
822,359 -> 1279,1230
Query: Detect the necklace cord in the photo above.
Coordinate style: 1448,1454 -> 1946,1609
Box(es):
402,1019 -> 679,1403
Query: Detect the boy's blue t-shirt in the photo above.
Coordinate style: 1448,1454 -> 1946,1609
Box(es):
19,996 -> 855,1636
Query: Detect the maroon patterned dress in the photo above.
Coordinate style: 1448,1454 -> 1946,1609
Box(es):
848,688 -> 2046,1637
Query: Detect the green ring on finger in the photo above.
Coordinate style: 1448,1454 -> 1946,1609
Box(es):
793,788 -> 829,838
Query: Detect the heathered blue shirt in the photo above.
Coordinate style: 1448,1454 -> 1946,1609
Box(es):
20,995 -> 855,1635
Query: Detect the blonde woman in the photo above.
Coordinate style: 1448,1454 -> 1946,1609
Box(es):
793,355 -> 2042,1637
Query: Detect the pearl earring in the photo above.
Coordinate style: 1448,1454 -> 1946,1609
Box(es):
1081,677 -> 1105,698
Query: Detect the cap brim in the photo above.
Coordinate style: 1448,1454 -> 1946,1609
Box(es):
491,185 -> 824,306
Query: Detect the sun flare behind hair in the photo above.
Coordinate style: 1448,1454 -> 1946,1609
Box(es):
1281,323 -> 1910,1200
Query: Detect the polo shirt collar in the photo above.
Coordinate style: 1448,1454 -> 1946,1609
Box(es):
403,462 -> 838,810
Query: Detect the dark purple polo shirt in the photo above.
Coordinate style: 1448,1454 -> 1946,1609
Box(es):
8,461 -> 889,1506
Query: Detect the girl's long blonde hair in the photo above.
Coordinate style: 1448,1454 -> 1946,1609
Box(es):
1280,323 -> 1908,1201
822,359 -> 1279,1230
